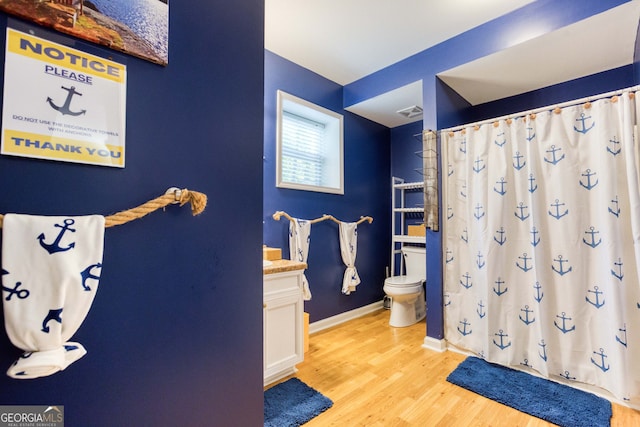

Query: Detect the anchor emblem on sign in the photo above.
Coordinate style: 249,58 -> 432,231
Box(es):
46,86 -> 86,116
574,113 -> 595,134
554,312 -> 576,333
38,219 -> 76,254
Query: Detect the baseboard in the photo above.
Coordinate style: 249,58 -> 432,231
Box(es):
309,300 -> 384,334
422,336 -> 447,352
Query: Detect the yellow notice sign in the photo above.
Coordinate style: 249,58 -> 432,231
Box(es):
1,27 -> 127,167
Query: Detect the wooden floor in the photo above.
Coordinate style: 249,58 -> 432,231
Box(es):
266,309 -> 640,426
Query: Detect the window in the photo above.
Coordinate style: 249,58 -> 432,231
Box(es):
276,90 -> 344,194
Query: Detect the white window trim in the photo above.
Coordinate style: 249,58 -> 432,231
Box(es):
276,90 -> 344,195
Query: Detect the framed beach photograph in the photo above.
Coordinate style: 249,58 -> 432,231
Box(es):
0,0 -> 168,65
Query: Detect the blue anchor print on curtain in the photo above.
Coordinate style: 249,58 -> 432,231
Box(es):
520,358 -> 532,368
473,157 -> 486,173
493,277 -> 507,296
552,255 -> 572,275
609,196 -> 620,217
476,252 -> 485,269
513,151 -> 526,170
445,248 -> 454,264
528,174 -> 538,193
560,371 -> 576,381
515,202 -> 530,221
494,177 -> 507,195
583,226 -> 602,248
611,258 -> 624,281
38,219 -> 76,254
586,286 -> 605,308
474,203 -> 485,220
477,300 -> 486,318
2,269 -> 31,302
448,163 -> 454,177
554,312 -> 576,333
459,139 -> 466,154
533,281 -> 544,302
591,348 -> 610,372
526,126 -> 536,141
530,226 -> 540,246
494,227 -> 506,245
460,272 -> 472,289
447,205 -> 453,220
539,339 -> 548,361
458,318 -> 472,336
516,253 -> 532,272
495,131 -> 506,147
519,305 -> 535,325
580,169 -> 599,190
493,329 -> 511,350
616,324 -> 627,347
548,199 -> 568,219
544,145 -> 565,164
574,112 -> 595,134
607,136 -> 621,155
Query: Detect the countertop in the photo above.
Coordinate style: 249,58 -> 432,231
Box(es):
263,259 -> 307,275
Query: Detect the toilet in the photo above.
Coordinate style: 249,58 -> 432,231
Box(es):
383,246 -> 426,327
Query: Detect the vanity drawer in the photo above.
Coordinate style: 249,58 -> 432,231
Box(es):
264,271 -> 301,296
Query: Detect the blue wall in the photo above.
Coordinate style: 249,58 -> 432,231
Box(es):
263,51 -> 391,322
0,1 -> 264,425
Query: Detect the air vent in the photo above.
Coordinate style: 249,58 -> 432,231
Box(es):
396,105 -> 423,118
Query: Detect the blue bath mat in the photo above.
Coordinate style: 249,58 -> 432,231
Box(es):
447,356 -> 612,427
264,378 -> 333,427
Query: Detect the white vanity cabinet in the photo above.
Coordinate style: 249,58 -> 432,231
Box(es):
263,265 -> 304,386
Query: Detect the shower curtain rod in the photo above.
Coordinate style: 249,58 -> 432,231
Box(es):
442,84 -> 640,133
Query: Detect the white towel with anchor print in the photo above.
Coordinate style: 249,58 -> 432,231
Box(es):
2,214 -> 104,379
289,218 -> 312,300
339,222 -> 360,295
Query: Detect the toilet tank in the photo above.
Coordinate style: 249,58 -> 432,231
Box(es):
402,246 -> 426,279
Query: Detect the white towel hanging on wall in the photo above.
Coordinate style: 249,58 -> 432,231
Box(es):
339,222 -> 360,295
2,214 -> 105,379
289,218 -> 312,300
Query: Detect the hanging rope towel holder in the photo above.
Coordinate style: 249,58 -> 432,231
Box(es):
0,187 -> 208,229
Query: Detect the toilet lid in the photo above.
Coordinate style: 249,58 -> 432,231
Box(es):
384,275 -> 424,286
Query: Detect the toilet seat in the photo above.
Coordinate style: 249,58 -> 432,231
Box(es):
384,275 -> 423,286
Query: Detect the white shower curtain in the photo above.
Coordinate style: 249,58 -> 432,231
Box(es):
443,89 -> 640,405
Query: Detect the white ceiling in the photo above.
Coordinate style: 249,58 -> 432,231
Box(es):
265,1 -> 640,127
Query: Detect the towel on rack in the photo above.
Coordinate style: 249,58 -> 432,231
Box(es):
339,222 -> 360,295
2,214 -> 105,379
289,218 -> 312,300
